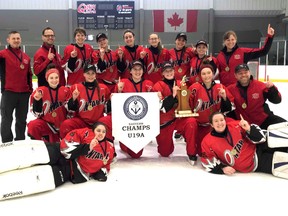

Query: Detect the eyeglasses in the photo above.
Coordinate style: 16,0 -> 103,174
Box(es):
43,35 -> 55,38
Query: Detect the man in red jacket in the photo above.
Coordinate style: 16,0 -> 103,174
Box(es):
0,31 -> 33,143
227,63 -> 286,129
33,27 -> 66,87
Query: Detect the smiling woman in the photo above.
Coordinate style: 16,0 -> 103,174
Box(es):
217,24 -> 275,87
27,65 -> 71,143
0,121 -> 115,201
201,111 -> 288,179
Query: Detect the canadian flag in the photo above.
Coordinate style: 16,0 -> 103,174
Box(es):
153,10 -> 198,32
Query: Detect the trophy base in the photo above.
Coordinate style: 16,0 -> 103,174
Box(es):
175,110 -> 199,118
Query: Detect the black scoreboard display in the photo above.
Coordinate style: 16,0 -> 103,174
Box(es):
77,1 -> 134,29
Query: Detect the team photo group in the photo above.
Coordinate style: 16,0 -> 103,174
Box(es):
1,23 -> 288,200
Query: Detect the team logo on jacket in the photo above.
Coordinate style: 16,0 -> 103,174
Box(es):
252,93 -> 259,99
123,95 -> 148,120
234,54 -> 240,60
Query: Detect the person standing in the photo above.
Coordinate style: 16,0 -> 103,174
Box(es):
0,31 -> 33,143
227,63 -> 286,129
169,32 -> 195,81
169,33 -> 195,140
62,27 -> 94,86
217,24 -> 275,87
189,40 -> 218,85
117,29 -> 146,79
92,33 -> 124,92
33,27 -> 66,87
143,33 -> 170,84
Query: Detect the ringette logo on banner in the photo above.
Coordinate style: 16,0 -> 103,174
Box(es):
123,95 -> 148,120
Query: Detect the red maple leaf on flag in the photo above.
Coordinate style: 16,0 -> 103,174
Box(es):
167,13 -> 183,30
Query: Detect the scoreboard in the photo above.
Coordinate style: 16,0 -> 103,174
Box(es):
77,1 -> 135,29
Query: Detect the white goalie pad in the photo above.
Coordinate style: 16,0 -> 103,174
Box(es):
267,122 -> 288,148
272,151 -> 288,179
0,140 -> 50,174
0,165 -> 56,201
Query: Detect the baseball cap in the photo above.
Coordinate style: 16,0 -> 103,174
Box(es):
235,64 -> 250,73
175,32 -> 187,41
131,60 -> 143,69
96,33 -> 108,42
195,40 -> 208,47
162,61 -> 173,72
84,64 -> 96,73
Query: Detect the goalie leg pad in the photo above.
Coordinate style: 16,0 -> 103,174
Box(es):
267,122 -> 288,148
0,140 -> 50,174
0,165 -> 56,201
272,151 -> 288,179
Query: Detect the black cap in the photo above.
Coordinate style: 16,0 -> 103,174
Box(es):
195,40 -> 208,47
235,64 -> 250,73
131,60 -> 143,69
84,64 -> 96,73
175,32 -> 187,41
96,33 -> 108,42
162,61 -> 173,72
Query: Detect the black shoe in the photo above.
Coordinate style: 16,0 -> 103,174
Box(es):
174,133 -> 182,139
188,155 -> 197,166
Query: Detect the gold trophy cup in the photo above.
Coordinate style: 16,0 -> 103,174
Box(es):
175,76 -> 199,117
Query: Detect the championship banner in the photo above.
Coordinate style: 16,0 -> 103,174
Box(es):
112,92 -> 160,153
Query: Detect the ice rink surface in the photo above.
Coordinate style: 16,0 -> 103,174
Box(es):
0,82 -> 288,216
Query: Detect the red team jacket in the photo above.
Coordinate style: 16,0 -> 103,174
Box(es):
0,46 -> 33,93
188,82 -> 234,124
62,43 -> 94,86
114,78 -> 153,93
189,55 -> 218,85
92,49 -> 120,89
69,82 -> 110,125
30,86 -> 71,129
60,127 -> 115,183
33,43 -> 66,87
216,34 -> 274,87
153,79 -> 182,125
201,121 -> 262,173
169,47 -> 195,81
227,78 -> 282,126
143,47 -> 170,84
118,45 -> 145,79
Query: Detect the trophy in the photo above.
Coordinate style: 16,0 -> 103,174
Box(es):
175,76 -> 199,117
